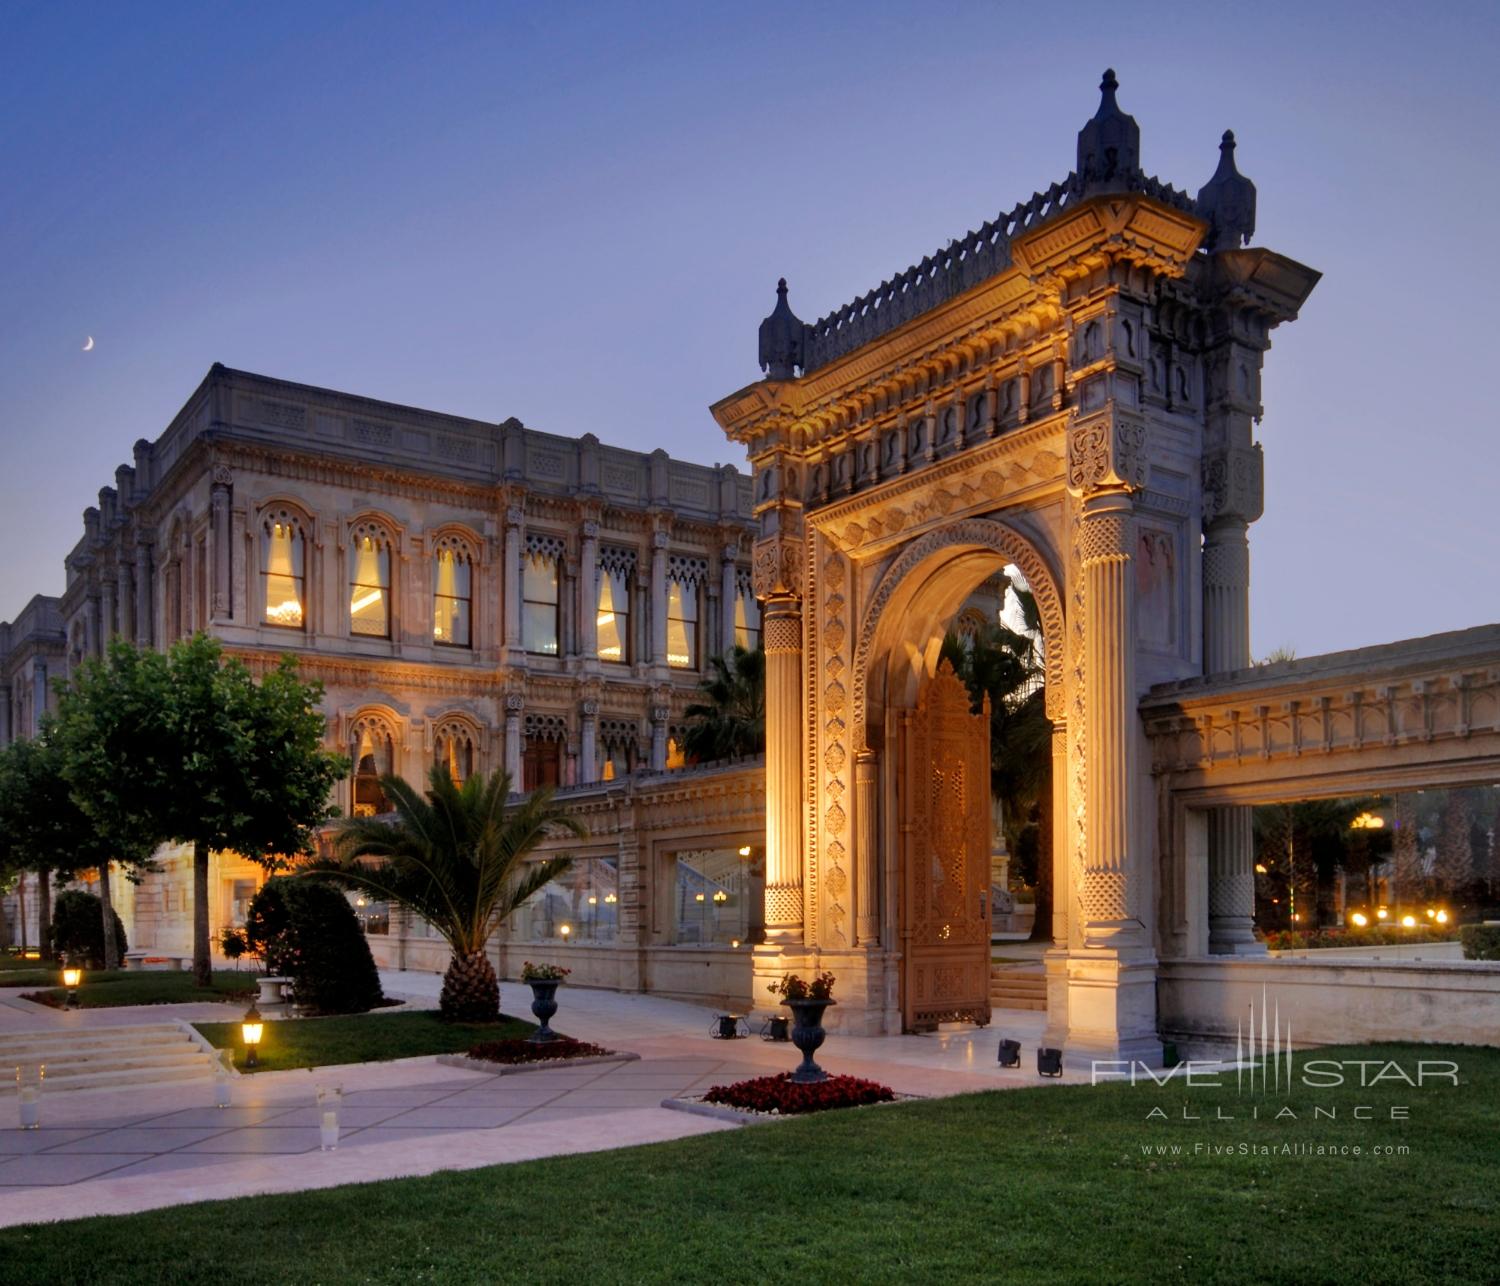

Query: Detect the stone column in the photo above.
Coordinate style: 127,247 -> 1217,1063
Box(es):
720,544 -> 738,656
116,556 -> 134,644
762,594 -> 804,942
504,694 -> 523,788
31,662 -> 49,733
211,469 -> 232,622
503,504 -> 524,652
1079,491 -> 1141,942
854,750 -> 879,944
135,542 -> 153,647
580,700 -> 599,784
649,527 -> 668,668
649,701 -> 668,772
0,685 -> 12,746
579,521 -> 600,661
100,577 -> 116,644
1203,448 -> 1263,953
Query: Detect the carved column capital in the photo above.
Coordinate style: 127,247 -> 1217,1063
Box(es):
1066,410 -> 1147,497
752,534 -> 803,601
211,465 -> 234,490
1201,444 -> 1264,527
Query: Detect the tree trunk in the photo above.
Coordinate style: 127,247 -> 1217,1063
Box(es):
1028,762 -> 1054,942
36,869 -> 53,960
16,875 -> 27,953
439,950 -> 500,1023
193,840 -> 212,987
0,887 -> 10,949
98,862 -> 120,970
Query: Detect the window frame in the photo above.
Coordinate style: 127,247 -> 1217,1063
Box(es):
260,510 -> 309,632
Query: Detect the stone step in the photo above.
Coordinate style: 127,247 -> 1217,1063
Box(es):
989,995 -> 1048,1012
0,1022 -> 219,1093
5,1047 -> 210,1079
0,1028 -> 198,1062
0,1061 -> 214,1097
990,964 -> 1047,1012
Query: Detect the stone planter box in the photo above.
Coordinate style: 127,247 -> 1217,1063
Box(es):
436,1051 -> 639,1077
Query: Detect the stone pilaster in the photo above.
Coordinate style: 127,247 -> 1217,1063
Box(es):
134,542 -> 152,647
116,556 -> 134,644
649,524 -> 668,669
762,594 -> 804,941
854,750 -> 878,944
503,693 -> 523,787
579,520 -> 600,662
649,700 -> 668,772
579,698 -> 599,784
211,467 -> 232,622
719,542 -> 738,656
100,577 -> 116,645
502,500 -> 524,653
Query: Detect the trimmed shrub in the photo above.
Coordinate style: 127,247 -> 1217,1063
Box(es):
1460,924 -> 1500,961
48,889 -> 127,969
245,877 -> 383,1014
1263,925 -> 1458,951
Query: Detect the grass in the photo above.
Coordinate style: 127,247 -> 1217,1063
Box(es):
193,1009 -> 537,1073
0,1041 -> 1491,1284
17,969 -> 257,1007
0,951 -> 48,972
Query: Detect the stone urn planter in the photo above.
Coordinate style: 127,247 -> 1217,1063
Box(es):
256,976 -> 290,1007
785,997 -> 835,1083
526,979 -> 562,1042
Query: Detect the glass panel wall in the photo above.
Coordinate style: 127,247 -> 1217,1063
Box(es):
511,858 -> 620,943
672,845 -> 765,945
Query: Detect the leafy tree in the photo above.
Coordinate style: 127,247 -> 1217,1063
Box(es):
243,877 -> 382,1013
54,635 -> 347,986
48,889 -> 127,969
315,765 -> 583,1022
682,645 -> 765,763
0,731 -> 154,967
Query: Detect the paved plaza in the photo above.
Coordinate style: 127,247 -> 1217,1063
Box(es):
0,968 -> 1061,1228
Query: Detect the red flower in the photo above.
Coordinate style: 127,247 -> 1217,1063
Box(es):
702,1072 -> 895,1115
467,1037 -> 609,1064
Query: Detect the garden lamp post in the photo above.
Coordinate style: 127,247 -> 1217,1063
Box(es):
61,963 -> 82,1008
241,1000 -> 264,1068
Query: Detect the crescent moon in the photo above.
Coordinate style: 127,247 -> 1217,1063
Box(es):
83,336 -> 94,352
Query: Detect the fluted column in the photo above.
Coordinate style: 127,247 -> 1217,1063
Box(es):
579,521 -> 599,661
1204,513 -> 1258,952
1080,492 -> 1143,943
854,750 -> 879,944
763,595 -> 804,942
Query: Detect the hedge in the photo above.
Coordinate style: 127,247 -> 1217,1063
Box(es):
1460,924 -> 1500,961
48,889 -> 127,968
245,877 -> 383,1014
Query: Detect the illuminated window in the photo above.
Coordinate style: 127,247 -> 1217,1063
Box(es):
734,586 -> 761,651
673,846 -> 765,945
596,566 -> 630,663
666,577 -> 698,669
350,529 -> 391,638
433,546 -> 472,648
666,736 -> 687,771
350,719 -> 395,816
261,517 -> 306,629
523,552 -> 559,655
433,720 -> 476,786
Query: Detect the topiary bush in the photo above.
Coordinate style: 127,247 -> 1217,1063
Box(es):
48,889 -> 126,969
1460,924 -> 1500,960
244,876 -> 382,1014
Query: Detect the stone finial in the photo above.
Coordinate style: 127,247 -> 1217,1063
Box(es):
758,278 -> 807,381
1076,68 -> 1141,190
1196,130 -> 1257,251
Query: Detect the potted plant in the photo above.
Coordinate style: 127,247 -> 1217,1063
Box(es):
769,971 -> 836,1083
520,961 -> 571,1042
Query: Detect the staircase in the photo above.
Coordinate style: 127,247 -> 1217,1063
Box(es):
0,1023 -> 219,1094
990,964 -> 1047,1012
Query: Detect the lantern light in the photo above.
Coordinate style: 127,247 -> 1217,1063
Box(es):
1436,910 -> 1449,925
559,924 -> 572,938
1350,912 -> 1369,928
1400,914 -> 1417,928
713,890 -> 728,905
241,1001 -> 264,1068
61,964 -> 82,1007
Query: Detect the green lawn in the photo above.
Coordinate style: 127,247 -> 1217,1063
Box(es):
193,1009 -> 537,1073
18,969 -> 257,1007
0,1042 -> 1491,1284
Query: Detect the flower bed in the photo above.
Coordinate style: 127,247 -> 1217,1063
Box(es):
466,1036 -> 612,1065
702,1072 -> 896,1116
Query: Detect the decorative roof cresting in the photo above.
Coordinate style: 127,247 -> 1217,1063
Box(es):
1196,130 -> 1257,251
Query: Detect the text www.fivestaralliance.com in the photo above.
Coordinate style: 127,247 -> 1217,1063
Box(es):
1140,1142 -> 1410,1158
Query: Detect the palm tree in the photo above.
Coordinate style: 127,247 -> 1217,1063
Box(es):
314,765 -> 584,1022
682,645 -> 765,764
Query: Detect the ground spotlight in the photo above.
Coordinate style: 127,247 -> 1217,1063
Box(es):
1037,1047 -> 1063,1078
998,1038 -> 1021,1068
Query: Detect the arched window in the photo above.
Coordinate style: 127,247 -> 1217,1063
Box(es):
432,538 -> 473,648
522,713 -> 566,791
523,537 -> 562,656
350,523 -> 392,638
433,718 -> 477,786
733,569 -> 760,651
596,547 -> 635,664
261,511 -> 307,629
349,715 -> 396,816
666,555 -> 707,670
598,719 -> 638,782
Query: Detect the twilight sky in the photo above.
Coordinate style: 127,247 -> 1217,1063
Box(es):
2,0 -> 1496,658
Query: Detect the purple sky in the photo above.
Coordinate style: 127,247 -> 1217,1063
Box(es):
2,0 -> 1496,658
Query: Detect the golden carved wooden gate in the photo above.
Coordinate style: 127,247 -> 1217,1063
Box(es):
899,658 -> 992,1032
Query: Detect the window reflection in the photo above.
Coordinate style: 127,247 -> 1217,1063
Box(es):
262,520 -> 305,628
433,548 -> 472,647
512,858 -> 619,942
673,846 -> 765,945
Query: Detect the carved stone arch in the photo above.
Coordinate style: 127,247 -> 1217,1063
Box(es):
428,523 -> 482,563
254,495 -> 317,539
852,517 -> 1066,755
345,705 -> 403,815
430,711 -> 483,784
346,508 -> 402,552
